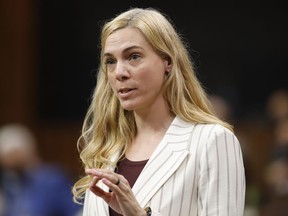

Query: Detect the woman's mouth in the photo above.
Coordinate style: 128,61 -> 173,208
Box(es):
118,88 -> 135,98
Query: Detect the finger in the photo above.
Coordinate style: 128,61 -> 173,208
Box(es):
90,169 -> 119,184
86,169 -> 123,189
89,176 -> 99,187
85,168 -> 98,175
89,183 -> 112,203
85,169 -> 92,174
115,178 -> 120,186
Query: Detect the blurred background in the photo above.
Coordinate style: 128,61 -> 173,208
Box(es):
0,0 -> 287,215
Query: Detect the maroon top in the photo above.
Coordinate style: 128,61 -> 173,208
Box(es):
109,157 -> 148,216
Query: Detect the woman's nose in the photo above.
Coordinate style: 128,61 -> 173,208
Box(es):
115,63 -> 129,81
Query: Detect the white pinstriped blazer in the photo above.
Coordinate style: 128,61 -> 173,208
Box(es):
82,116 -> 246,216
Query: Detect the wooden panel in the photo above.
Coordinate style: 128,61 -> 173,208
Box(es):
0,0 -> 37,125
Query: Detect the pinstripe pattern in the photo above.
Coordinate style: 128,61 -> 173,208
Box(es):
82,116 -> 246,216
215,129 -> 220,216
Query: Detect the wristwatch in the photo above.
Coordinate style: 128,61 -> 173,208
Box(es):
144,206 -> 152,216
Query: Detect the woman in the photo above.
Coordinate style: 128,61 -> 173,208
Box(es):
72,7 -> 246,216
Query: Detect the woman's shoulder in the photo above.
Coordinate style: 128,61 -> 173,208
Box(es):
173,116 -> 234,135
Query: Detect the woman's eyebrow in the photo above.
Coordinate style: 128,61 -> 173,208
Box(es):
103,45 -> 143,57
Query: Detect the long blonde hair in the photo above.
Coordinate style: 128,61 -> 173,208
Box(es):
72,7 -> 233,204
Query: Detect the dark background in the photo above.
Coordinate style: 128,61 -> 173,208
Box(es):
37,0 -> 288,121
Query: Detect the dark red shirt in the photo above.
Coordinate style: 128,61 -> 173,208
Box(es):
109,157 -> 148,216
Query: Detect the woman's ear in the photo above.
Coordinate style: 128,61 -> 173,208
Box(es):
164,57 -> 172,73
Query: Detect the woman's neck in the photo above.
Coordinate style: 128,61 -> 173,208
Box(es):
126,112 -> 175,161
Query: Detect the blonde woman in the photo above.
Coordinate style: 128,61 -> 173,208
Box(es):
72,7 -> 246,216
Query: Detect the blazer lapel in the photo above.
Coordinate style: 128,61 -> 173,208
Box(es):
132,117 -> 193,206
89,117 -> 194,214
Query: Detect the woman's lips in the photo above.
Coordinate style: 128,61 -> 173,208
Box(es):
118,88 -> 135,98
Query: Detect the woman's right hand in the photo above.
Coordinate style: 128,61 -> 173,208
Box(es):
86,168 -> 147,216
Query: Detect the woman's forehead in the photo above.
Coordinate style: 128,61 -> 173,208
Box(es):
104,28 -> 150,55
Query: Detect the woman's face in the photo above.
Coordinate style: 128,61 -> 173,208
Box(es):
104,27 -> 170,114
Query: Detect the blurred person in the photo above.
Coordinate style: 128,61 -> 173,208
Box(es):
258,157 -> 288,216
265,90 -> 288,181
258,107 -> 288,215
274,117 -> 288,145
265,88 -> 288,124
0,123 -> 82,216
264,157 -> 288,197
263,89 -> 288,176
266,117 -> 288,192
72,7 -> 246,216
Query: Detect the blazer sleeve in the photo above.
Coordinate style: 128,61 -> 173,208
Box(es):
198,126 -> 246,216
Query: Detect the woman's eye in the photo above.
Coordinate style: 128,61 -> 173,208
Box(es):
130,53 -> 140,61
105,59 -> 116,65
